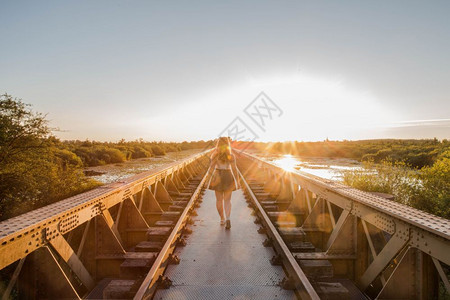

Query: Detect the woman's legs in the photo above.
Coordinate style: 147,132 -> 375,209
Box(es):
223,191 -> 232,219
215,191 -> 225,221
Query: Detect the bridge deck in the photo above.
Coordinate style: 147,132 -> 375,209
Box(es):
154,189 -> 296,299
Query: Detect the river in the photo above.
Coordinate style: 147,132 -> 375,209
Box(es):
256,153 -> 361,181
84,149 -> 202,184
86,150 -> 361,184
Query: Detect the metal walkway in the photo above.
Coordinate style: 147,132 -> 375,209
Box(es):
154,189 -> 296,300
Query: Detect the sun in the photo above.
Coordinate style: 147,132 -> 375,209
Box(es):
273,154 -> 298,172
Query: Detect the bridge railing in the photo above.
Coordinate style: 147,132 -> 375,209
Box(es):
237,151 -> 450,298
0,149 -> 212,299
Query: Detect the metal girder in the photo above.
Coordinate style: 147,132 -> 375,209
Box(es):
326,209 -> 350,250
20,246 -> 81,299
102,208 -> 125,247
0,150 -> 211,272
432,257 -> 450,294
410,227 -> 450,266
358,222 -> 410,290
377,247 -> 422,299
1,257 -> 25,300
361,220 -> 387,285
133,166 -> 209,300
238,169 -> 320,300
238,151 -> 450,282
155,180 -> 173,204
48,234 -> 95,289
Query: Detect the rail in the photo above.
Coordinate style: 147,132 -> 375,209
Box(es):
238,168 -> 320,300
0,149 -> 212,299
237,151 -> 450,298
133,166 -> 209,299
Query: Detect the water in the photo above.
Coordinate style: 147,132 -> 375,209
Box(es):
84,149 -> 201,184
258,154 -> 361,181
87,150 -> 361,184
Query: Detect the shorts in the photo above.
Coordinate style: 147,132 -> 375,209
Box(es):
207,169 -> 238,192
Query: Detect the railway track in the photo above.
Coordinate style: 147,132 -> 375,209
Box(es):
0,150 -> 211,299
237,156 -> 366,299
0,149 -> 448,299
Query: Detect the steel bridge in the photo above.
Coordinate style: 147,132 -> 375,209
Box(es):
0,150 -> 449,299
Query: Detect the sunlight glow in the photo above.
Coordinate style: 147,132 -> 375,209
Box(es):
135,72 -> 401,142
273,154 -> 298,172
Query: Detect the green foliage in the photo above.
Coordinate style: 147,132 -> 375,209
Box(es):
62,140 -> 209,167
415,151 -> 450,218
0,94 -> 100,220
342,151 -> 450,219
241,139 -> 448,168
0,94 -> 215,220
0,94 -> 49,164
151,145 -> 165,156
73,146 -> 126,166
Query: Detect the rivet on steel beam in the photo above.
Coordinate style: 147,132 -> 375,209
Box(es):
254,217 -> 261,224
183,227 -> 192,234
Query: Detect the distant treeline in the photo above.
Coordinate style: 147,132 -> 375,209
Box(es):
0,94 -> 212,220
238,139 -> 449,168
235,139 -> 449,219
61,139 -> 212,167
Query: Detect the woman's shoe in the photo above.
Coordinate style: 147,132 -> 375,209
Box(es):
220,219 -> 225,226
225,220 -> 231,229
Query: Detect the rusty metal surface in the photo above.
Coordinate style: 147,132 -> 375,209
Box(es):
133,171 -> 209,299
240,152 -> 450,241
239,170 -> 320,300
154,190 -> 295,300
154,286 -> 296,300
238,151 -> 450,297
0,150 -> 211,270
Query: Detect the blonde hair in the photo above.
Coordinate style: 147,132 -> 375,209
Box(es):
216,137 -> 232,162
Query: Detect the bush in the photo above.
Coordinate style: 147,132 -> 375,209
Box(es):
341,154 -> 449,219
151,145 -> 165,156
131,145 -> 152,159
0,94 -> 101,220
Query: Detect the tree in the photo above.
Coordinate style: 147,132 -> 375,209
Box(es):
0,94 -> 99,220
0,94 -> 50,164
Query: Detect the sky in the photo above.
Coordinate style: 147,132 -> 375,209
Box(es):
1,1 -> 449,142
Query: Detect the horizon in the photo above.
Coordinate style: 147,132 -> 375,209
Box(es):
55,136 -> 448,144
2,1 -> 450,141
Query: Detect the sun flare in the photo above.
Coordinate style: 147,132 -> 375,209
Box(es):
273,154 -> 298,172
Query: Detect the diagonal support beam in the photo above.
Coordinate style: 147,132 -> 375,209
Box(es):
49,234 -> 95,290
359,224 -> 409,290
362,220 -> 387,285
103,209 -> 125,247
326,209 -> 350,250
1,257 -> 25,300
76,220 -> 91,257
432,257 -> 450,294
327,200 -> 336,228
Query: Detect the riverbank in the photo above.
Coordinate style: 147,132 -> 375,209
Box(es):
84,149 -> 201,184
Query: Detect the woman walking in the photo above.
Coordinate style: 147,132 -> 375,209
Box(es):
207,137 -> 240,229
